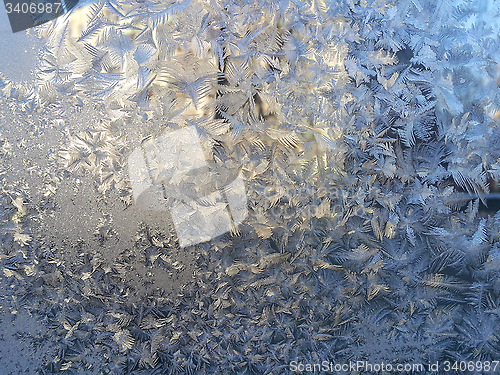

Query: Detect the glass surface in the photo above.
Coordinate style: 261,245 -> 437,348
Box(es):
0,0 -> 499,374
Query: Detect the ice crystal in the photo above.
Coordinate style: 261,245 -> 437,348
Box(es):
0,0 -> 500,373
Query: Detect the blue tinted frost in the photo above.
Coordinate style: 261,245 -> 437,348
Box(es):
0,0 -> 499,373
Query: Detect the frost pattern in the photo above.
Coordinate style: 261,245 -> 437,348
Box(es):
0,0 -> 499,373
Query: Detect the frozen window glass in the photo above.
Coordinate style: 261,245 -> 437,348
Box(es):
0,0 -> 499,373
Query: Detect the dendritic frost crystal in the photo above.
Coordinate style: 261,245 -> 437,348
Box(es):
0,0 -> 499,373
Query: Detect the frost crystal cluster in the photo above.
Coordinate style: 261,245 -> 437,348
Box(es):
0,0 -> 500,373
